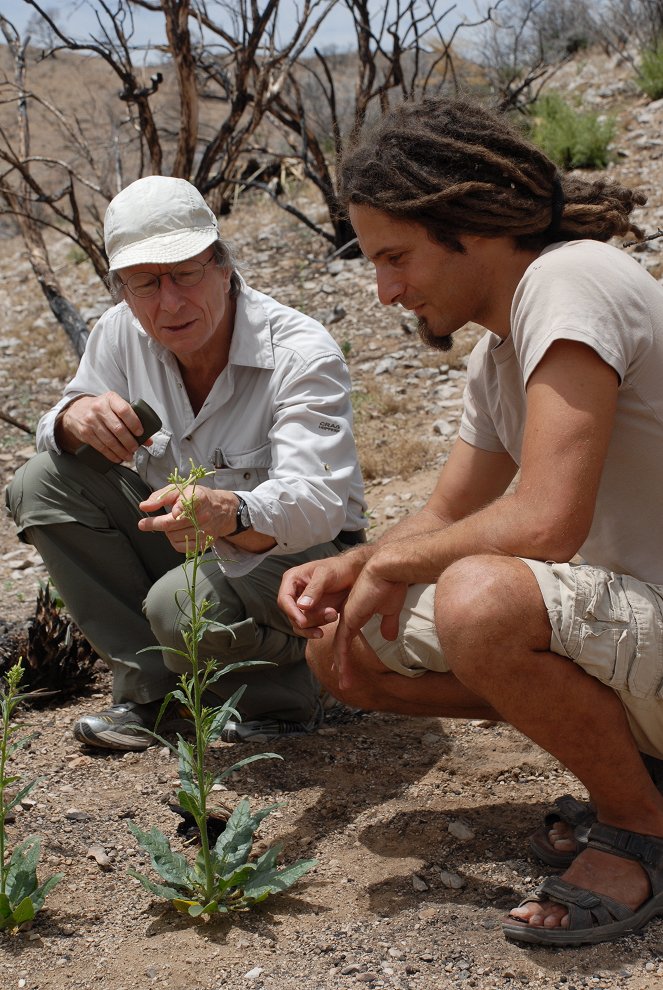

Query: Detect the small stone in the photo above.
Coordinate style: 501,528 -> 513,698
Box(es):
244,967 -> 263,980
448,819 -> 475,841
421,732 -> 444,746
375,357 -> 397,375
412,873 -> 429,892
86,844 -> 112,870
433,418 -> 454,436
440,870 -> 465,890
65,808 -> 92,822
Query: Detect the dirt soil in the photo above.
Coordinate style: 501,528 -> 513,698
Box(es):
3,47 -> 663,990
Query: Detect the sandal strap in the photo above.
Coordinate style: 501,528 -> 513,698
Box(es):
539,876 -> 634,929
588,823 -> 663,872
544,795 -> 595,830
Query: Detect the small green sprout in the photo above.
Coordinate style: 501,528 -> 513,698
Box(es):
0,661 -> 63,931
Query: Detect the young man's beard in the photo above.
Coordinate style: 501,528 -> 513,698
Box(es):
417,317 -> 454,353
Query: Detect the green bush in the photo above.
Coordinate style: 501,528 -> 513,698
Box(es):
528,93 -> 615,170
638,41 -> 663,100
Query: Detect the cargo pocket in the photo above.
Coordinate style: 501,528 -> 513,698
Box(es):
570,568 -> 663,700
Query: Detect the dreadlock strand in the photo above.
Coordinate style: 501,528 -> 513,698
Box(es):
340,96 -> 645,249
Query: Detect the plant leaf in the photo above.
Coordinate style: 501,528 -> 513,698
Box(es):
0,893 -> 12,920
242,855 -> 318,903
5,780 -> 39,813
5,837 -> 41,903
29,872 -> 64,913
171,897 -> 202,914
127,822 -> 196,890
212,800 -> 279,876
128,869 -> 191,901
0,895 -> 35,929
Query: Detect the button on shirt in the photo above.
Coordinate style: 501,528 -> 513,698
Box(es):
37,283 -> 367,576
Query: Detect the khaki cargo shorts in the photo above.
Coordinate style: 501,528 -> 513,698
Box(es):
361,559 -> 663,759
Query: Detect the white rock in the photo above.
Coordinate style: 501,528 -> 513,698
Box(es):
440,869 -> 465,889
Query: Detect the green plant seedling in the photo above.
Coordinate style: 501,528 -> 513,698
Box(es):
0,662 -> 63,931
128,463 -> 316,917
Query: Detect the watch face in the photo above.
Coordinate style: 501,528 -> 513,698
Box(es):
239,501 -> 251,528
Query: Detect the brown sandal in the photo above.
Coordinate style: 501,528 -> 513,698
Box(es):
529,794 -> 595,868
506,822 -> 663,946
530,754 -> 663,869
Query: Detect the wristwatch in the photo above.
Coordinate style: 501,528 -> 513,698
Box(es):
229,495 -> 251,536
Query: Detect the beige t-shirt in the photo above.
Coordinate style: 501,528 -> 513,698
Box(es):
460,239 -> 663,584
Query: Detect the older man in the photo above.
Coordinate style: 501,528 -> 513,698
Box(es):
6,175 -> 365,750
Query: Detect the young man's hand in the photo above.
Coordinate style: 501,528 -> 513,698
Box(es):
278,550 -> 369,638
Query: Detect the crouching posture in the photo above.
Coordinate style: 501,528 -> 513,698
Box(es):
7,176 -> 366,750
279,97 -> 663,946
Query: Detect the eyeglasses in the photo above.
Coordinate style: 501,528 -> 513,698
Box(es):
120,256 -> 218,297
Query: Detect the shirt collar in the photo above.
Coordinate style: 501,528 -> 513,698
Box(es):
228,283 -> 275,370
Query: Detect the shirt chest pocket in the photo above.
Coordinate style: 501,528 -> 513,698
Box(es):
213,441 -> 272,492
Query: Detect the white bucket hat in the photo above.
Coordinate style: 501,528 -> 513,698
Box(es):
104,175 -> 219,271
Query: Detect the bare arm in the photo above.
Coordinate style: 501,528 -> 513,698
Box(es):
336,339 -> 619,656
278,420 -> 518,633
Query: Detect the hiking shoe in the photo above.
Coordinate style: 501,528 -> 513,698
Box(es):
73,700 -> 192,751
220,696 -> 327,743
218,690 -> 365,743
219,716 -> 320,743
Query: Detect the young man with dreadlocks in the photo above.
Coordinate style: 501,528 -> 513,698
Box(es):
278,96 -> 663,946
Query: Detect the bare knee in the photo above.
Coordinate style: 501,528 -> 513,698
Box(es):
436,556 -> 550,672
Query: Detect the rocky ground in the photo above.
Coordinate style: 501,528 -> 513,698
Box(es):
2,47 -> 663,990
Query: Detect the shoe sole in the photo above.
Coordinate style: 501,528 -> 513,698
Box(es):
74,718 -> 194,751
73,724 -> 152,751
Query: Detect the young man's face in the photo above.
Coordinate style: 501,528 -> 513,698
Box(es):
349,203 -> 495,349
119,247 -> 233,366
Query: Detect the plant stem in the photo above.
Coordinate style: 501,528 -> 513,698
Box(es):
186,536 -> 215,901
0,681 -> 8,898
0,664 -> 21,899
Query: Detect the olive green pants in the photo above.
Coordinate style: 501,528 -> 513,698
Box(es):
6,451 -> 342,721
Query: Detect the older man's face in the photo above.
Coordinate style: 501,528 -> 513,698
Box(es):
120,247 -> 233,368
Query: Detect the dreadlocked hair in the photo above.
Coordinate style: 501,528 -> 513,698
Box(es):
339,96 -> 646,252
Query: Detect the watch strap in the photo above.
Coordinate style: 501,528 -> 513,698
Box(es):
228,495 -> 250,536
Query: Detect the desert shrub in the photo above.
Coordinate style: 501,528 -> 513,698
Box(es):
637,40 -> 663,98
528,93 -> 615,169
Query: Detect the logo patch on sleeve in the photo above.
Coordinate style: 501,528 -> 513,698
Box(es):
318,420 -> 341,433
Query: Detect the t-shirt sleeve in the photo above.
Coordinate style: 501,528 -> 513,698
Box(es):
512,243 -> 643,387
459,335 -> 507,453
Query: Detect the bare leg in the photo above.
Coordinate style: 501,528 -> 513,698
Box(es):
435,555 -> 663,929
306,623 -> 501,721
